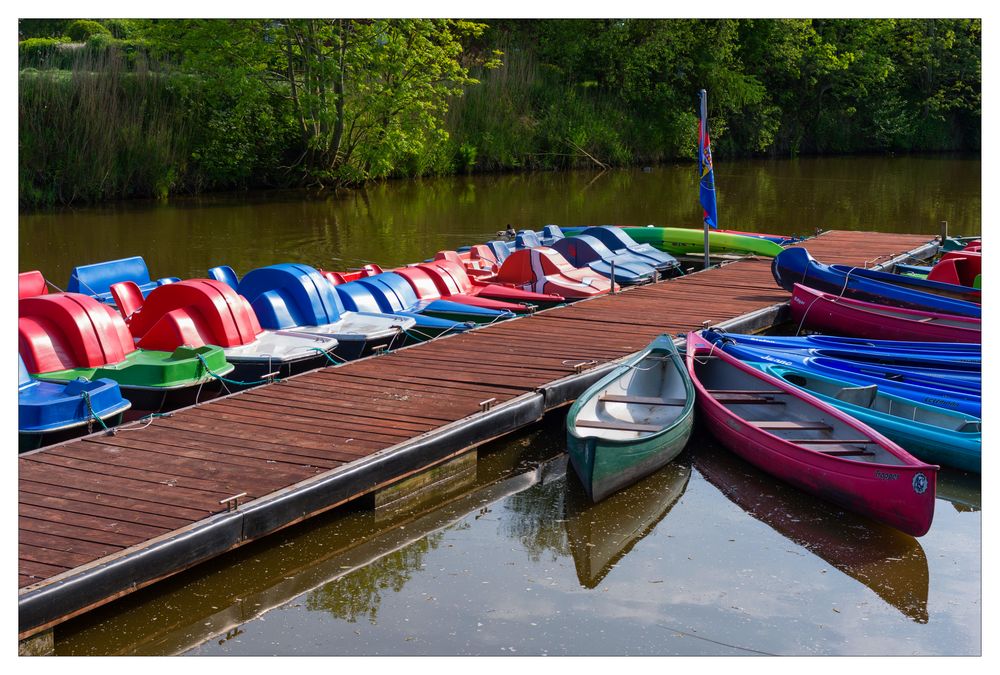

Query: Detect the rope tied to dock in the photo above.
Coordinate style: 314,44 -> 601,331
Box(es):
80,390 -> 111,433
195,353 -> 282,387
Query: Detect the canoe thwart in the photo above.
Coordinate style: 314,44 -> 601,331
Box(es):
707,389 -> 788,395
598,394 -> 687,406
575,419 -> 664,433
789,439 -> 876,445
751,420 -> 834,431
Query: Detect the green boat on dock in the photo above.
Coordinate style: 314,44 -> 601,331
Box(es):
566,334 -> 695,502
620,226 -> 786,257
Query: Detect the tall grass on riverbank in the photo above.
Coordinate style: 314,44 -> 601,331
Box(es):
19,49 -> 188,206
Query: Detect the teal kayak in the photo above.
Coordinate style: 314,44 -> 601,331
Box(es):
756,363 -> 980,473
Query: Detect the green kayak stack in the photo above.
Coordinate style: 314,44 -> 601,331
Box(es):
620,226 -> 785,257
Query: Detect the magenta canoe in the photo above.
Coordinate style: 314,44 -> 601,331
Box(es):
790,283 -> 981,343
685,331 -> 937,537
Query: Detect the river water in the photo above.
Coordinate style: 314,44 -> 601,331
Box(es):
19,156 -> 981,656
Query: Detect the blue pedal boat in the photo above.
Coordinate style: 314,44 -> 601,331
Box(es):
355,272 -> 515,324
18,355 -> 131,451
551,235 -> 657,285
67,256 -> 180,306
572,226 -> 683,276
230,263 -> 416,361
772,248 -> 980,318
332,279 -> 473,340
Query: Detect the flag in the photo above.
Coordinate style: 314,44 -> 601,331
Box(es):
698,89 -> 718,229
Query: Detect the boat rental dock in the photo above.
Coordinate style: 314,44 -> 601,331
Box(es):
18,229 -> 935,643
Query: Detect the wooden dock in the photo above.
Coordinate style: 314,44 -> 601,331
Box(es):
17,230 -> 935,640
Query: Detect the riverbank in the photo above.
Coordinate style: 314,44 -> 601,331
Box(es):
18,18 -> 981,208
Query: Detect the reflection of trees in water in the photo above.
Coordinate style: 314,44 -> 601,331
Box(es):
304,532 -> 444,624
499,477 -> 570,562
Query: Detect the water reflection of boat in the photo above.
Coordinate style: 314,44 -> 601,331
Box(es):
936,468 -> 981,512
563,459 -> 691,588
693,437 -> 930,623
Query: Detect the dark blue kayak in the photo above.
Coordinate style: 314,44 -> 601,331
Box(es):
772,247 -> 981,318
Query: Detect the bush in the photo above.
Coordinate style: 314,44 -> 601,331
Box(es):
66,19 -> 110,42
18,37 -> 72,67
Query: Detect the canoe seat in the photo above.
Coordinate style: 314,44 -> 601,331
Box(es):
812,448 -> 876,457
714,394 -> 786,404
833,384 -> 878,408
752,420 -> 833,431
576,419 -> 664,433
598,394 -> 687,406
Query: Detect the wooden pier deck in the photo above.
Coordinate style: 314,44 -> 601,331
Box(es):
18,230 -> 935,639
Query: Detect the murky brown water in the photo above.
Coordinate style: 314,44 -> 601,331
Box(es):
21,156 -> 981,655
19,155 -> 981,285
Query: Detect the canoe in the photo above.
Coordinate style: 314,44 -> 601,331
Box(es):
110,279 -> 340,383
705,327 -> 981,357
618,226 -> 785,257
566,226 -> 684,275
703,337 -> 980,417
752,362 -> 980,473
772,247 -> 980,317
19,291 -> 231,410
552,235 -> 658,284
845,265 -> 980,304
566,334 -> 694,502
685,330 -> 937,537
18,355 -> 131,452
790,283 -> 982,343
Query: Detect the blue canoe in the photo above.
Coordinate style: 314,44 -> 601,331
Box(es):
748,361 -> 983,473
771,248 -> 981,318
221,263 -> 417,361
67,256 -> 180,305
19,355 -> 131,451
753,363 -> 980,473
551,235 -> 657,285
570,226 -> 683,275
707,340 -> 981,417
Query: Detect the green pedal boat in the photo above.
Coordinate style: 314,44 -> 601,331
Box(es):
19,291 -> 234,411
620,226 -> 785,258
566,334 -> 695,502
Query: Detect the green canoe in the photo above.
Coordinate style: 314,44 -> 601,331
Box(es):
566,334 -> 695,503
620,226 -> 785,257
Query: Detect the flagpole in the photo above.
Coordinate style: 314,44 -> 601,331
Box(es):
700,89 -> 710,270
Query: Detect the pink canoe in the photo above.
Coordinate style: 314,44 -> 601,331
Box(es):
790,283 -> 981,343
685,330 -> 937,537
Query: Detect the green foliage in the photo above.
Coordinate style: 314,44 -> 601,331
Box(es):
66,19 -> 110,42
18,18 -> 981,207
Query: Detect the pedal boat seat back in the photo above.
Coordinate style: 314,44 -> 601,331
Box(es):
208,265 -> 240,289
67,256 -> 179,304
19,292 -> 137,374
113,279 -> 263,352
19,271 -> 48,299
237,263 -> 347,330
